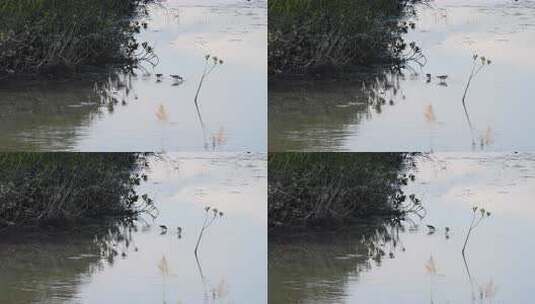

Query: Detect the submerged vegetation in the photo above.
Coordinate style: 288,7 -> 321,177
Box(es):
269,0 -> 424,77
0,0 -> 156,78
0,153 -> 155,229
269,153 -> 422,229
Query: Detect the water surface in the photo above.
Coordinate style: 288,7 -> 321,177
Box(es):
270,153 -> 535,303
0,153 -> 267,304
269,0 -> 535,151
0,0 -> 267,152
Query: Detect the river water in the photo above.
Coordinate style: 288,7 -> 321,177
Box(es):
269,0 -> 535,152
0,153 -> 267,304
270,153 -> 535,303
0,0 -> 267,152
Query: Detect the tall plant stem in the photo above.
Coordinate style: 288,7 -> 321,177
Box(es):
194,61 -> 217,106
461,60 -> 485,145
194,213 -> 209,256
194,212 -> 217,256
462,252 -> 476,303
462,212 -> 476,255
462,212 -> 484,255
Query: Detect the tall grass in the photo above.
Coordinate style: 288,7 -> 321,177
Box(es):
269,0 -> 422,76
0,153 -> 155,228
0,0 -> 155,77
269,153 -> 421,228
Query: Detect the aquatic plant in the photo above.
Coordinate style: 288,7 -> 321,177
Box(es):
194,54 -> 224,105
461,54 -> 492,147
462,206 -> 491,255
0,153 -> 156,229
0,0 -> 157,78
460,206 -> 495,304
193,54 -> 224,150
194,206 -> 224,256
269,0 -> 425,76
462,54 -> 492,107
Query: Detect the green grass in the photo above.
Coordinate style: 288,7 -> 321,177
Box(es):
269,0 -> 422,76
269,153 -> 421,228
0,0 -> 155,77
0,153 -> 155,228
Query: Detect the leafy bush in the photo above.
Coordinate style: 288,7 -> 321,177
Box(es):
269,0 -> 422,76
268,153 -> 420,228
0,0 -> 155,77
0,153 -> 155,227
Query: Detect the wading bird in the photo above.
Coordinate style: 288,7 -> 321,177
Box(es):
159,225 -> 168,234
436,75 -> 448,82
170,75 -> 183,81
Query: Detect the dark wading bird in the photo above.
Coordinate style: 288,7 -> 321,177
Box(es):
159,225 -> 168,234
156,73 -> 163,82
170,74 -> 183,81
436,75 -> 448,82
426,225 -> 436,234
177,226 -> 183,239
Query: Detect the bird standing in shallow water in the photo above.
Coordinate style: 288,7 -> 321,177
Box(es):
159,225 -> 168,234
436,75 -> 448,82
170,75 -> 183,81
177,226 -> 182,239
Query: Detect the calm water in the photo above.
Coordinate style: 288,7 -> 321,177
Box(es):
270,153 -> 535,303
0,0 -> 267,152
269,0 -> 535,152
0,153 -> 267,304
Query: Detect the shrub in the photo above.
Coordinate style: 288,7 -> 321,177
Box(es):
0,153 -> 155,227
0,0 -> 155,77
269,0 -> 422,76
268,153 -> 420,228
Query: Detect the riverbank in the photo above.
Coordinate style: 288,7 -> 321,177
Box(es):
268,153 -> 421,230
0,153 -> 155,230
268,0 -> 424,78
0,0 -> 156,79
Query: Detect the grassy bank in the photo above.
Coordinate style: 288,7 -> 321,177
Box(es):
0,0 -> 155,78
269,153 -> 421,229
269,0 -> 423,77
0,153 -> 155,229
